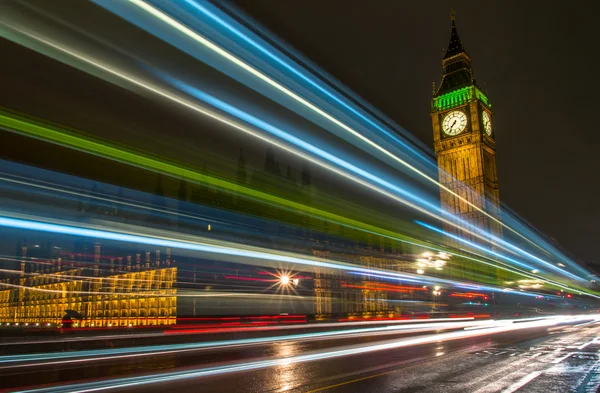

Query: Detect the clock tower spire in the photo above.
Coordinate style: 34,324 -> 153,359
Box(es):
431,13 -> 501,243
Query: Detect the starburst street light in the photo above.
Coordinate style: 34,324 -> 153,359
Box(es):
273,271 -> 301,297
277,271 -> 300,287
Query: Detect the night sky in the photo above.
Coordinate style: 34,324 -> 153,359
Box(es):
231,0 -> 600,265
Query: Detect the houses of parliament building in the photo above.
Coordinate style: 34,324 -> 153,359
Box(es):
0,241 -> 177,327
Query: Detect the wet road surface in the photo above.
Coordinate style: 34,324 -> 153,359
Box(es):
2,319 -> 599,392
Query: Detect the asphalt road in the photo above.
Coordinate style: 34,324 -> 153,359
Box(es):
2,319 -> 599,393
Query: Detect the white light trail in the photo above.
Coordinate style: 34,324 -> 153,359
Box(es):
126,0 -> 553,260
16,315 -> 597,393
0,318 -> 484,368
0,15 -> 590,284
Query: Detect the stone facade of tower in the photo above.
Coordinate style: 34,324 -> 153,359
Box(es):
431,16 -> 501,243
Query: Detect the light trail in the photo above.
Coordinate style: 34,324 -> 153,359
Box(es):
1,213 -> 596,298
0,108 -> 529,287
1,317 -> 476,348
177,0 -> 435,167
415,220 -> 585,284
173,81 -> 440,214
159,26 -> 588,282
0,215 -> 529,295
0,174 -> 217,228
123,0 -> 559,264
0,213 -> 420,269
0,10 -> 591,286
0,318 -> 486,367
1,12 -> 584,284
0,279 -> 307,299
170,81 -> 559,271
0,264 -> 168,286
16,315 -> 597,393
0,164 -> 374,256
0,214 -> 449,289
2,156 -> 570,292
97,0 -> 591,280
0,101 -> 437,252
0,83 -> 577,287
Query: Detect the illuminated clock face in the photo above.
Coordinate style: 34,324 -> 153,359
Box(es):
482,111 -> 492,136
442,111 -> 468,136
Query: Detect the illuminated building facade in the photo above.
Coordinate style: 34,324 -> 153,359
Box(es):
431,14 -> 502,242
0,241 -> 176,327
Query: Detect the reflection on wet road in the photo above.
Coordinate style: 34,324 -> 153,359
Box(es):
2,316 -> 600,393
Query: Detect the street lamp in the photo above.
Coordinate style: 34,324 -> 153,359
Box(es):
278,271 -> 299,288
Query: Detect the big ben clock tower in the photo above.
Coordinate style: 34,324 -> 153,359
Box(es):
431,13 -> 501,241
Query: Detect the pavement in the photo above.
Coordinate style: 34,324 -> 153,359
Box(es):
1,317 -> 599,392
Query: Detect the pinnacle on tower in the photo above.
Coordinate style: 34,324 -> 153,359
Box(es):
444,14 -> 468,59
434,12 -> 477,96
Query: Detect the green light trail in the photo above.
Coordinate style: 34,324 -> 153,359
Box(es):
3,109 -> 599,297
0,109 -> 426,247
